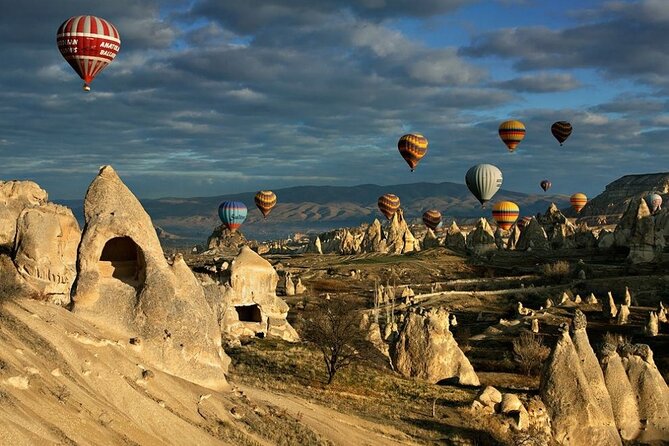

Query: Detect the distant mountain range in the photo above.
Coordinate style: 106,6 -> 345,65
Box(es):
57,181 -> 569,246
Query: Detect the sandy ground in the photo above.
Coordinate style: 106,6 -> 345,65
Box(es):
238,384 -> 419,446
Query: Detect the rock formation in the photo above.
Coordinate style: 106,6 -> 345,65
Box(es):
515,218 -> 549,251
391,307 -> 479,385
586,293 -> 598,305
604,292 -> 618,319
360,219 -> 386,253
621,344 -> 669,441
600,342 -> 642,441
421,228 -> 441,249
465,218 -> 496,255
616,304 -> 630,325
307,235 -> 323,254
623,287 -> 632,306
537,203 -> 576,249
540,323 -> 622,445
206,225 -> 248,255
206,247 -> 299,342
284,272 -> 296,296
386,209 -> 420,254
295,277 -> 307,294
570,311 -> 617,429
597,229 -> 615,249
13,203 -> 81,305
0,180 -> 48,249
645,312 -> 659,336
506,224 -> 521,250
71,166 -> 229,390
444,221 -> 466,252
572,223 -> 598,248
615,198 -> 662,263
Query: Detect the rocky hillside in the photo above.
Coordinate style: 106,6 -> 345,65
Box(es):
576,172 -> 669,219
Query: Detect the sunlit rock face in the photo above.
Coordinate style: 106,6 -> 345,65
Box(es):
71,165 -> 229,391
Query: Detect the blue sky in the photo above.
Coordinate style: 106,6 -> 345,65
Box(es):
1,0 -> 668,200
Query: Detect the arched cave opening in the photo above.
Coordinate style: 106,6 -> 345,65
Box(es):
98,236 -> 146,286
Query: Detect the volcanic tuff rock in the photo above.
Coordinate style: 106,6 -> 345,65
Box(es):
71,166 -> 229,390
13,203 -> 81,305
386,209 -> 420,254
540,324 -> 622,445
515,218 -> 549,251
570,311 -> 617,429
621,344 -> 669,442
203,247 -> 298,342
577,172 -> 669,218
421,228 -> 441,249
0,180 -> 48,249
465,218 -> 496,255
600,342 -> 641,441
444,221 -> 466,252
206,225 -> 248,255
360,218 -> 386,252
538,203 -> 576,249
391,307 -> 479,386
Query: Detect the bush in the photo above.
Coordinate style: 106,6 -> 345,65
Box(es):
512,331 -> 550,376
541,261 -> 571,283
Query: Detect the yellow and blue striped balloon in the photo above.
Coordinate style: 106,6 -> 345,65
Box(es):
218,201 -> 248,231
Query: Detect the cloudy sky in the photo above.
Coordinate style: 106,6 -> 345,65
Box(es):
1,0 -> 668,200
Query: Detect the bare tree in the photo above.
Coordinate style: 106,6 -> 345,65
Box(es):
302,299 -> 370,385
512,331 -> 550,376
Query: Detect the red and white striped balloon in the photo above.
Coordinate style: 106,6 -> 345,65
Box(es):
57,16 -> 121,91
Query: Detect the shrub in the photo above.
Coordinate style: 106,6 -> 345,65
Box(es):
540,261 -> 571,283
512,331 -> 550,376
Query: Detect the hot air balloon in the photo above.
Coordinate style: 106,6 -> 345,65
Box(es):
465,164 -> 503,206
645,193 -> 662,213
254,190 -> 277,218
551,121 -> 572,146
378,194 -> 400,220
517,216 -> 532,231
57,16 -> 121,91
492,201 -> 520,231
397,134 -> 428,171
218,201 -> 247,232
540,180 -> 552,192
422,209 -> 442,231
570,193 -> 588,213
498,120 -> 526,152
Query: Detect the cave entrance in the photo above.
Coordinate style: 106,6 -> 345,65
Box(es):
98,236 -> 145,286
235,304 -> 262,323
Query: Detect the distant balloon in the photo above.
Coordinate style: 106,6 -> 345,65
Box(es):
422,209 -> 442,231
218,201 -> 247,232
570,193 -> 588,213
517,216 -> 532,231
551,121 -> 572,145
645,193 -> 662,213
465,164 -> 503,206
254,190 -> 277,218
540,180 -> 552,192
378,194 -> 400,220
498,120 -> 526,152
57,15 -> 121,91
398,134 -> 428,171
492,201 -> 520,231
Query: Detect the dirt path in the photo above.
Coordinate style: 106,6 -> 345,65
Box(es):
238,384 -> 420,446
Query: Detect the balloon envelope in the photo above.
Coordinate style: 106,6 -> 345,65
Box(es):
422,209 -> 442,231
254,190 -> 277,217
492,201 -> 520,231
570,193 -> 588,213
218,201 -> 247,231
397,134 -> 428,171
645,193 -> 662,213
551,121 -> 572,145
378,194 -> 400,219
540,180 -> 552,192
57,16 -> 121,90
465,164 -> 503,205
498,120 -> 526,152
